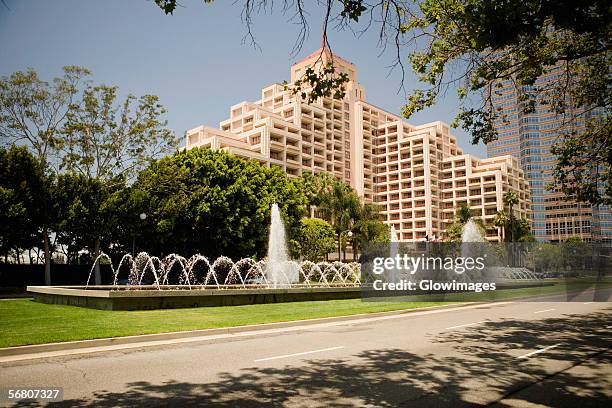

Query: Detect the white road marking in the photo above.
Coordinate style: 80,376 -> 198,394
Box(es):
583,302 -> 594,304
534,308 -> 555,314
444,321 -> 487,330
518,343 -> 562,359
606,325 -> 612,329
254,346 -> 345,362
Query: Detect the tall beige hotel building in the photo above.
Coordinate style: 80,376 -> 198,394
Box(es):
186,45 -> 529,242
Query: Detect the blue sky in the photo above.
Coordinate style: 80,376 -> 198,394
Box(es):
0,0 -> 484,156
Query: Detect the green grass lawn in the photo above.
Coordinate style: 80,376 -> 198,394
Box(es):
0,299 -> 453,348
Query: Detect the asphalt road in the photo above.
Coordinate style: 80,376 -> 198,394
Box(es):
1,300 -> 610,407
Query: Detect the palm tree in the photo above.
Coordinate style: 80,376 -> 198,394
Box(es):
300,171 -> 335,217
318,180 -> 360,261
494,191 -> 522,242
504,191 -> 519,242
456,203 -> 472,224
351,202 -> 387,260
493,209 -> 510,232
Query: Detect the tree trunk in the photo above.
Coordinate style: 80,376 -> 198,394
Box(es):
43,227 -> 51,285
15,247 -> 21,265
94,238 -> 102,285
337,234 -> 341,261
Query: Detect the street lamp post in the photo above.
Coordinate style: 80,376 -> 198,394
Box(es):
339,230 -> 353,262
132,213 -> 147,256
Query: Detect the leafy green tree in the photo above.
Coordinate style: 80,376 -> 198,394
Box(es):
101,186 -> 150,258
0,146 -> 49,265
59,82 -> 176,282
560,236 -> 591,273
53,174 -> 122,267
444,222 -> 464,244
0,66 -> 90,281
492,209 -> 510,239
351,202 -> 388,260
61,85 -> 178,184
300,171 -> 335,217
0,66 -> 91,165
131,147 -> 306,259
399,0 -> 609,205
294,218 -> 336,262
0,66 -> 176,282
551,117 -> 611,206
300,173 -> 386,260
156,1 -> 610,205
534,243 -> 562,273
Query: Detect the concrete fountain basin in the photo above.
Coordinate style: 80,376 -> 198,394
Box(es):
27,285 -> 363,310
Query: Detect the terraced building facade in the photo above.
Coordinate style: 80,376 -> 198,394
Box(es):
186,47 -> 530,242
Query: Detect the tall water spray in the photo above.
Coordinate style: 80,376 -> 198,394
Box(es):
390,225 -> 399,243
459,219 -> 487,280
389,225 -> 400,281
267,203 -> 297,285
462,219 -> 486,242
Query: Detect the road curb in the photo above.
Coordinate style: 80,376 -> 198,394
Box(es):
0,302 -> 484,358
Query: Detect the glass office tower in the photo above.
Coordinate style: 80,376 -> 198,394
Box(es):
487,65 -> 611,243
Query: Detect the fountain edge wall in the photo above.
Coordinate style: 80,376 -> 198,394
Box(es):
27,286 -> 362,311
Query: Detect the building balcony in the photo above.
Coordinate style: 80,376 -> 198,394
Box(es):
286,144 -> 299,152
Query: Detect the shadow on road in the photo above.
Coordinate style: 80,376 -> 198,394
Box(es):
17,309 -> 612,407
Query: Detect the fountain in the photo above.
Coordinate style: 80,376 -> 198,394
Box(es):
390,225 -> 399,243
460,219 -> 542,282
462,219 -> 486,242
266,203 -> 298,285
79,252 -> 360,290
27,204 -> 364,310
388,225 -> 401,282
28,207 -> 547,310
28,252 -> 362,310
